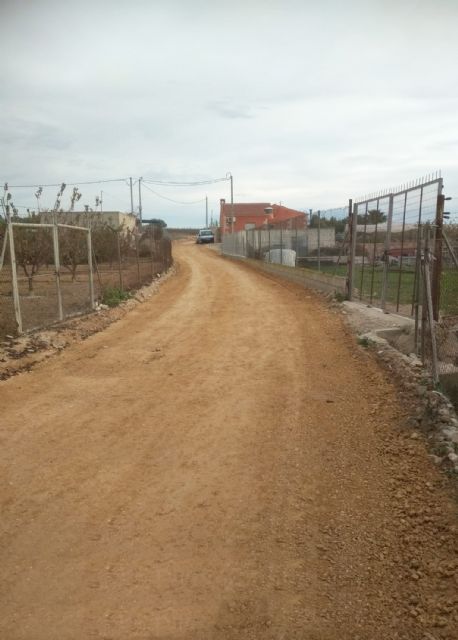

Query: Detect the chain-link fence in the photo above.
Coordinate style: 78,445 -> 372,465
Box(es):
221,174 -> 458,386
222,213 -> 349,272
441,225 -> 458,317
0,216 -> 172,338
352,180 -> 441,315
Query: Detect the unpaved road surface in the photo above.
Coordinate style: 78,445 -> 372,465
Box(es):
1,242 -> 457,639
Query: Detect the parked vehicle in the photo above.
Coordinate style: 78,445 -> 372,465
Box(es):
196,229 -> 215,244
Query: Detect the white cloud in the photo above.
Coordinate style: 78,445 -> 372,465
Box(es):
1,0 -> 457,225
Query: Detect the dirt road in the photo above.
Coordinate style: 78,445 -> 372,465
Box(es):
1,242 -> 457,639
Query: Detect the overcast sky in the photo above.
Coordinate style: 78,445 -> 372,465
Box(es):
1,0 -> 457,226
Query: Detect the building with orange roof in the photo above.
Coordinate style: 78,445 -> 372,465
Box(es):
219,200 -> 307,235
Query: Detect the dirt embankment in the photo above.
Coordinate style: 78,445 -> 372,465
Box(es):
0,241 -> 457,639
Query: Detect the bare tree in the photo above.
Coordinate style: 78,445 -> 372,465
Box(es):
69,187 -> 82,212
59,214 -> 89,282
35,186 -> 43,212
13,212 -> 53,293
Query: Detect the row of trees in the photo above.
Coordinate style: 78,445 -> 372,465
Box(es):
308,209 -> 387,234
0,213 -> 169,292
1,183 -> 171,293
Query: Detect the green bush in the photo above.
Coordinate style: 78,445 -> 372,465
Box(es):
101,287 -> 131,307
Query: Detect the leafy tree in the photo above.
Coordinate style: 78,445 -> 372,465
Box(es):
309,214 -> 347,234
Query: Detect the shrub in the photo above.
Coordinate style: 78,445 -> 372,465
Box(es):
101,286 -> 131,307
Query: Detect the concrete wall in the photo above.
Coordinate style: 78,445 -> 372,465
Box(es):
306,228 -> 336,251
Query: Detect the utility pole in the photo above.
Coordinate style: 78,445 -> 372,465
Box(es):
100,190 -> 103,213
138,177 -> 143,225
129,177 -> 134,215
205,195 -> 208,228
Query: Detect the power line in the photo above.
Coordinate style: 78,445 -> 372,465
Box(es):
1,203 -> 36,210
6,174 -> 230,189
6,178 -> 128,188
142,182 -> 206,205
143,176 -> 230,187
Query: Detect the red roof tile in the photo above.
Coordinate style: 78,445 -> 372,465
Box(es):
220,202 -> 271,216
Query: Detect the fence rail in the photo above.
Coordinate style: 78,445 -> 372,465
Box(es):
0,213 -> 172,338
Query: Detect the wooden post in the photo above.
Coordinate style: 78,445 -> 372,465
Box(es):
431,188 -> 444,321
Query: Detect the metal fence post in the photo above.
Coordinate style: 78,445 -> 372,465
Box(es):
116,230 -> 123,290
92,245 -> 103,295
0,231 -> 7,271
347,199 -> 355,300
423,229 -> 439,384
369,198 -> 380,306
135,233 -> 141,286
411,186 -> 425,316
6,214 -> 22,333
359,202 -> 369,301
414,225 -> 424,352
52,215 -> 64,321
149,226 -> 154,276
443,230 -> 458,269
317,210 -> 321,272
87,227 -> 95,309
381,194 -> 394,312
432,182 -> 444,321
